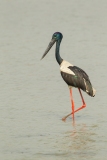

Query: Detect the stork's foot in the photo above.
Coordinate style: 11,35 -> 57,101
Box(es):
62,104 -> 86,121
62,117 -> 67,122
62,112 -> 72,122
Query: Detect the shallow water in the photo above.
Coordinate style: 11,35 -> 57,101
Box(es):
0,0 -> 107,160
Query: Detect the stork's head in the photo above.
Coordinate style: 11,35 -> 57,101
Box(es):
41,32 -> 63,60
52,32 -> 63,42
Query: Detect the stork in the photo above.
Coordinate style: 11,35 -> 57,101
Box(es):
41,32 -> 96,121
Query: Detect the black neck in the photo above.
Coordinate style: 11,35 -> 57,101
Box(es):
55,41 -> 63,65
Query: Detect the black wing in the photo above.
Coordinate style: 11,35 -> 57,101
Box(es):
61,66 -> 93,96
68,66 -> 90,82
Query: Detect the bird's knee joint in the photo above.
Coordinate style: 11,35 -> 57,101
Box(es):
84,104 -> 86,107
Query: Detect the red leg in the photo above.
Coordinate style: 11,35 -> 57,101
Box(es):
62,88 -> 75,121
69,88 -> 75,120
62,88 -> 86,121
73,88 -> 86,113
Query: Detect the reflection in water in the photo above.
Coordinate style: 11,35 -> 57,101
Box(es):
64,123 -> 97,159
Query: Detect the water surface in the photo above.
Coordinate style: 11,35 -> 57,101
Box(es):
0,0 -> 107,160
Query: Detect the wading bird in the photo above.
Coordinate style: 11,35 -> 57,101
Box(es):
41,32 -> 96,121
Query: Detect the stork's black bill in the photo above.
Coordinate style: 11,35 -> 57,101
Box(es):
41,38 -> 56,60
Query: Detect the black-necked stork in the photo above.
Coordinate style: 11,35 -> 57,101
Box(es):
41,32 -> 96,121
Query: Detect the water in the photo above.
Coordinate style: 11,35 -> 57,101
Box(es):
0,0 -> 107,159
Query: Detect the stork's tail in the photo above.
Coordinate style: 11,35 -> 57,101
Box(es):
92,88 -> 96,97
86,87 -> 96,97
